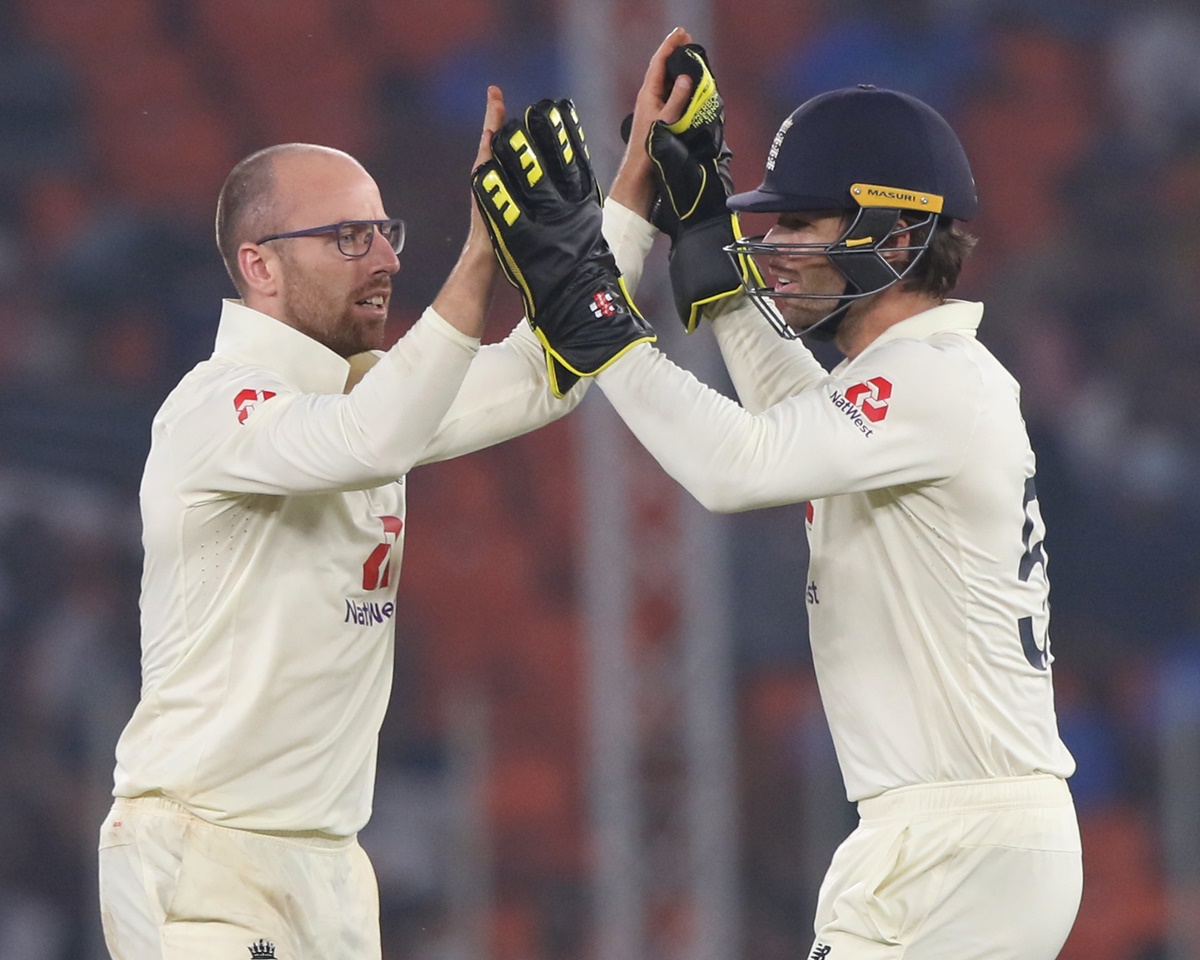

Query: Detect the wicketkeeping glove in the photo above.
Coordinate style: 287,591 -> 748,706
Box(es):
471,98 -> 655,398
644,44 -> 762,332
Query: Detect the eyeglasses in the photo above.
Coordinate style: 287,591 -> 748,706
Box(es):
256,219 -> 406,258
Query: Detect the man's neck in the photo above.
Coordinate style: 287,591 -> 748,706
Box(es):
835,290 -> 943,359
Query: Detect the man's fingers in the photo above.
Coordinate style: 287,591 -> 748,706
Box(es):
661,74 -> 694,127
475,85 -> 506,169
626,29 -> 694,161
485,85 -> 506,132
608,27 -> 696,216
639,27 -> 692,109
469,87 -> 509,252
647,27 -> 692,93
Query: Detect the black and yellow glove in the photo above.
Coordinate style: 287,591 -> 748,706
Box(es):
471,98 -> 655,398
645,44 -> 762,332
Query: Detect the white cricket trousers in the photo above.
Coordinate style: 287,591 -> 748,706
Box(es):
808,775 -> 1082,960
98,795 -> 381,960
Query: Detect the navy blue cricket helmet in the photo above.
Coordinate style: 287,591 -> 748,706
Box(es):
726,84 -> 977,339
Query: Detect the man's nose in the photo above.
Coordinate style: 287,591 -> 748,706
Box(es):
370,239 -> 400,275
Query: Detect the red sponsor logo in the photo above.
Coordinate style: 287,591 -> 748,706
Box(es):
234,388 -> 277,424
844,376 -> 892,423
362,515 -> 403,590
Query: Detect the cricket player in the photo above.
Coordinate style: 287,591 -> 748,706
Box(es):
471,30 -> 1083,960
97,87 -> 653,959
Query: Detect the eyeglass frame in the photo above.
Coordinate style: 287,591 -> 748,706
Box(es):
255,219 -> 406,259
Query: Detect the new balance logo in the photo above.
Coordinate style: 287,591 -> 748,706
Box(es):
362,515 -> 403,590
809,942 -> 832,960
248,940 -> 276,959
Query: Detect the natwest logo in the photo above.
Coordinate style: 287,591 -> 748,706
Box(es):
347,515 -> 403,626
234,388 -> 276,425
345,598 -> 396,626
844,376 -> 892,423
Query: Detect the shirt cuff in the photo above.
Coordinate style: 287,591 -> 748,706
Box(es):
419,305 -> 484,353
603,197 -> 658,272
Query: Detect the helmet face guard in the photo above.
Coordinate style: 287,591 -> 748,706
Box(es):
725,85 -> 976,342
726,192 -> 941,341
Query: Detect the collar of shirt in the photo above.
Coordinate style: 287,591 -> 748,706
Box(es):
212,299 -> 351,395
837,299 -> 984,373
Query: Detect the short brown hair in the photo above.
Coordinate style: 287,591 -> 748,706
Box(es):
899,215 -> 977,298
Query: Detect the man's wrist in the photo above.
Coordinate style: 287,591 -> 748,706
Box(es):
609,151 -> 656,221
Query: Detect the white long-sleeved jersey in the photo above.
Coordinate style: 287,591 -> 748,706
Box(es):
112,201 -> 656,836
596,287 -> 1075,802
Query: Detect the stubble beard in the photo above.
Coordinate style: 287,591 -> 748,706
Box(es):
776,295 -> 830,334
775,286 -> 850,336
772,259 -> 854,336
279,270 -> 388,359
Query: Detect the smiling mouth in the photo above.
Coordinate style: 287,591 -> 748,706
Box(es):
357,294 -> 387,308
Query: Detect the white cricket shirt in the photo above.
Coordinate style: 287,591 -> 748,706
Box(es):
597,291 -> 1076,801
113,202 -> 655,835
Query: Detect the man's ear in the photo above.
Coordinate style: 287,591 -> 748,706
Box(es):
879,217 -> 916,264
238,242 -> 280,297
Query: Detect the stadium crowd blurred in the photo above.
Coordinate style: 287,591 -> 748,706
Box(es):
1,0 -> 1198,957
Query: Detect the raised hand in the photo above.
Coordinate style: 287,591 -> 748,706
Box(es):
646,43 -> 761,331
472,99 -> 655,398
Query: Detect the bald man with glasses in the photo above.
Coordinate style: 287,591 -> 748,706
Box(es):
97,88 -> 654,959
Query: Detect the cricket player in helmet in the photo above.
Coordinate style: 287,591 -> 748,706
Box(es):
473,28 -> 1083,960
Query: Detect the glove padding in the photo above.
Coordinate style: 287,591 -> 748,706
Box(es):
643,44 -> 761,332
472,98 -> 655,398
